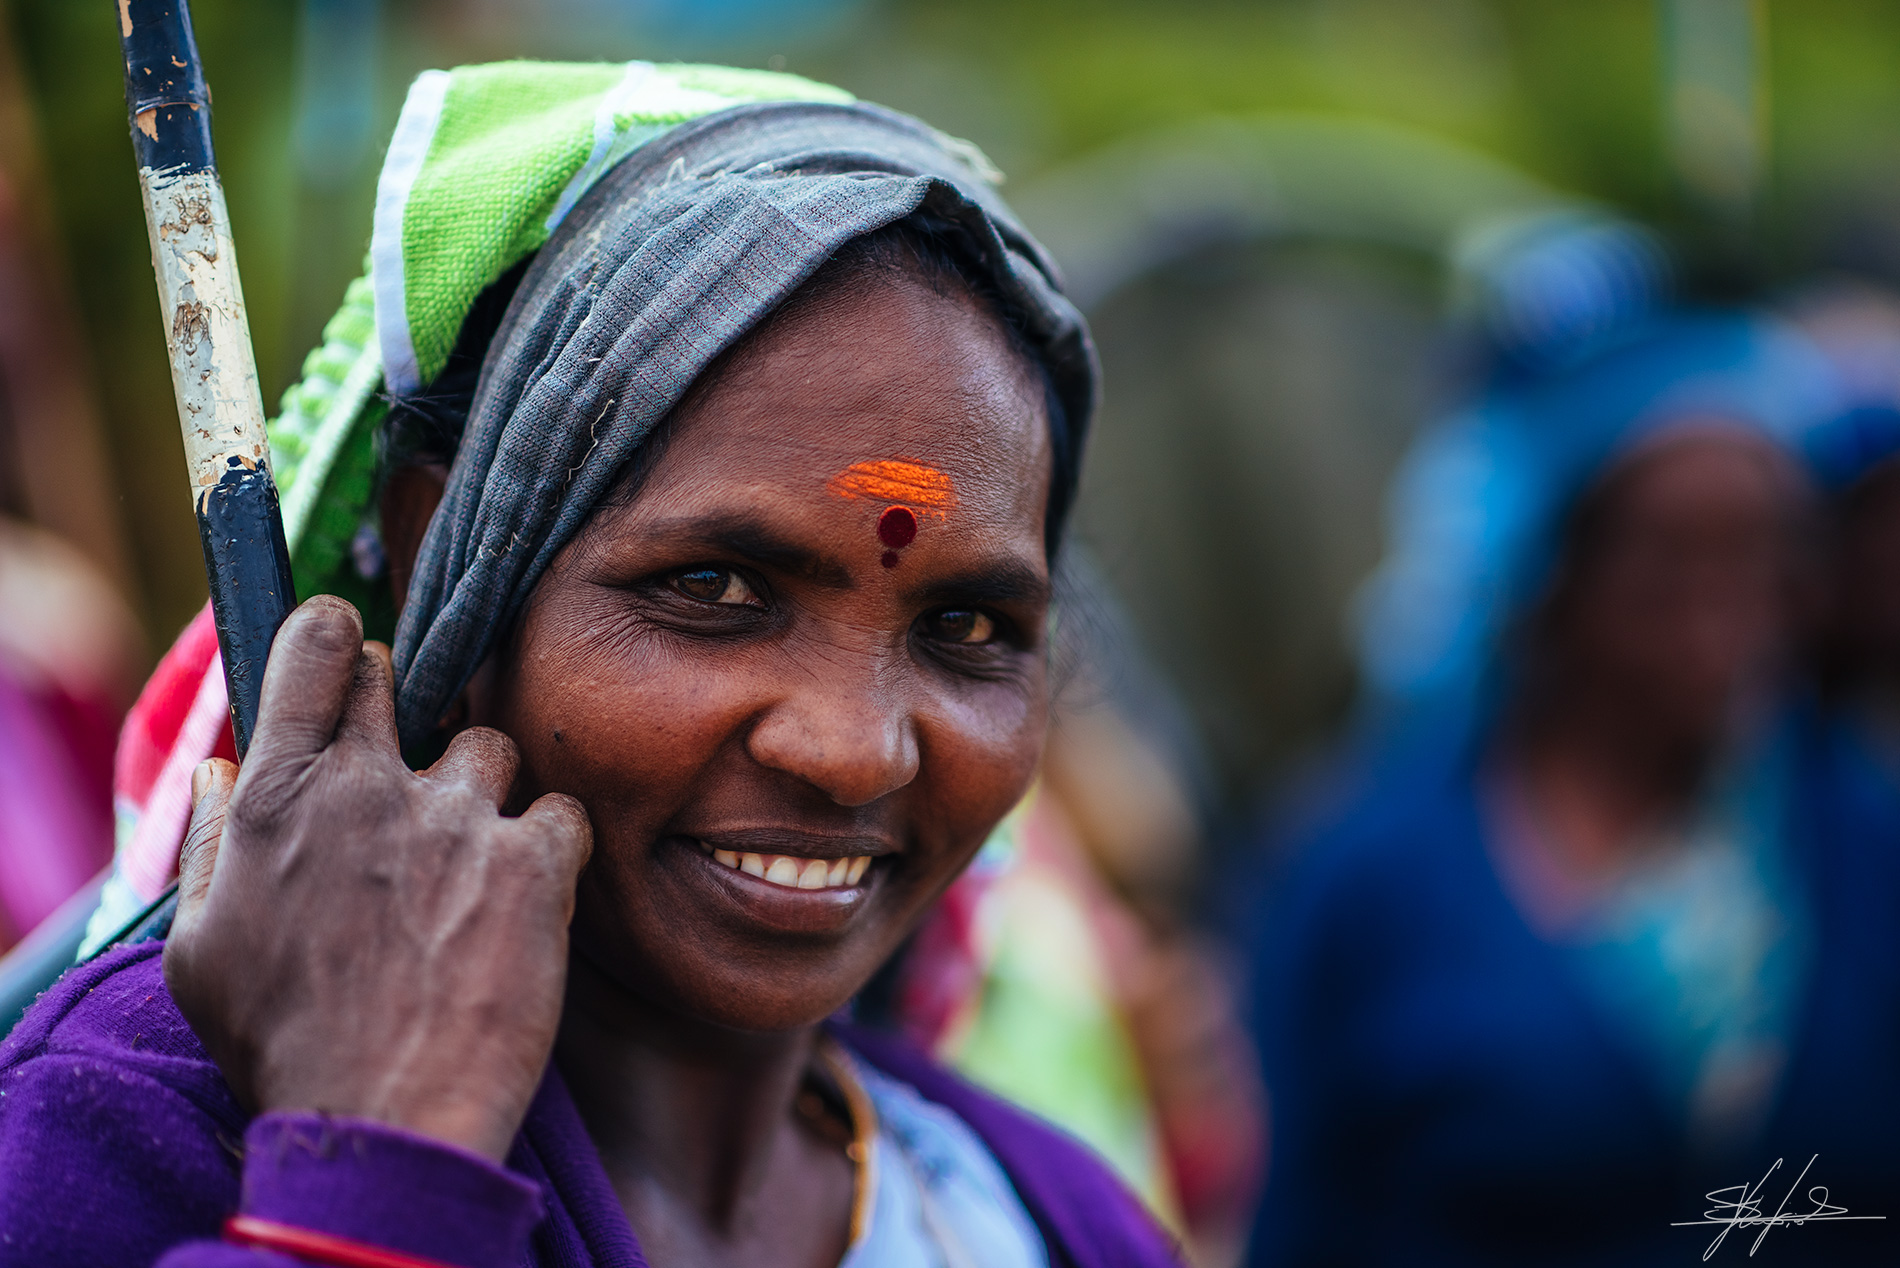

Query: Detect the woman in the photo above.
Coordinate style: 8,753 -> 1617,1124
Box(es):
1798,285 -> 1900,768
1241,313 -> 1900,1266
0,63 -> 1178,1268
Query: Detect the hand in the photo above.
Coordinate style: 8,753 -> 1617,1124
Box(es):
164,596 -> 593,1162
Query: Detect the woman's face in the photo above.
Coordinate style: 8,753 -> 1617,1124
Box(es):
469,267 -> 1053,1032
1543,429 -> 1809,745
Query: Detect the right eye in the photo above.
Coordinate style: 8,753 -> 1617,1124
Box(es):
669,567 -> 761,606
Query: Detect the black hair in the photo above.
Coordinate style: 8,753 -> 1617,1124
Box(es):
380,255 -> 532,473
381,213 -> 1083,558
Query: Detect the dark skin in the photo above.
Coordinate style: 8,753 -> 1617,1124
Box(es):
165,265 -> 1054,1268
1500,429 -> 1810,897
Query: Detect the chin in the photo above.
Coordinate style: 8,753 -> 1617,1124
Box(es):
685,975 -> 870,1034
595,938 -> 884,1035
572,899 -> 897,1036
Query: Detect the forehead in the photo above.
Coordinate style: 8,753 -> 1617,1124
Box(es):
1606,428 -> 1796,523
630,270 -> 1051,529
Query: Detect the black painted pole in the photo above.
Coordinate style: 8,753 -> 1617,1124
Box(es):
121,0 -> 295,760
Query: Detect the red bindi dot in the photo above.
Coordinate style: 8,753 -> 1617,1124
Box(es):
878,505 -> 918,549
881,550 -> 900,569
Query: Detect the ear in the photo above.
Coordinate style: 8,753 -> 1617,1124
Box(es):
381,464 -> 449,615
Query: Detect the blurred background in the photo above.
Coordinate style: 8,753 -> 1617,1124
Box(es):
8,1 -> 1900,1264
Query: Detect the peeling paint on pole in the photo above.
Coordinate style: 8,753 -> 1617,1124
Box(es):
138,165 -> 272,501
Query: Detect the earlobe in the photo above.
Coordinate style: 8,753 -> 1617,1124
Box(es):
381,463 -> 450,614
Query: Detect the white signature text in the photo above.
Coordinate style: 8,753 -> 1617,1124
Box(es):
1672,1156 -> 1884,1259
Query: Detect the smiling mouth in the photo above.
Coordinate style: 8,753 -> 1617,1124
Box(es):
698,844 -> 872,891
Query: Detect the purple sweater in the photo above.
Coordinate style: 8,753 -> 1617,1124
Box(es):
0,943 -> 1180,1268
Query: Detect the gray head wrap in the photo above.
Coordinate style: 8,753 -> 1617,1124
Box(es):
390,101 -> 1097,745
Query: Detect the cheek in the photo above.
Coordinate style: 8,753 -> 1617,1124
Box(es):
495,613 -> 755,812
917,678 -> 1049,838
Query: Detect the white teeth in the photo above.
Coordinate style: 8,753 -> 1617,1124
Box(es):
703,845 -> 876,891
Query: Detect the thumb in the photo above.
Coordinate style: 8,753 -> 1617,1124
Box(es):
173,758 -> 239,934
244,596 -> 365,772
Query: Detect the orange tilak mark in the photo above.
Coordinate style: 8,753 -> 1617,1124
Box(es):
827,459 -> 958,518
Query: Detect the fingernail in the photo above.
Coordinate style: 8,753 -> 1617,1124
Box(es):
191,761 -> 212,806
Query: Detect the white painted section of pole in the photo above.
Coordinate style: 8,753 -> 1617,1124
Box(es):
136,163 -> 271,506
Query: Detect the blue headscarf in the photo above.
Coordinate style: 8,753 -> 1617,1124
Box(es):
1354,310 -> 1844,723
1790,295 -> 1900,490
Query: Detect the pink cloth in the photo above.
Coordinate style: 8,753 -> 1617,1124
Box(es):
0,667 -> 111,946
109,604 -> 235,907
0,601 -> 229,950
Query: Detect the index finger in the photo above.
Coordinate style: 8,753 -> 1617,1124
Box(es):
333,640 -> 400,754
172,758 -> 239,936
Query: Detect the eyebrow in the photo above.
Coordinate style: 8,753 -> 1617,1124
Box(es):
912,560 -> 1051,609
642,512 -> 856,588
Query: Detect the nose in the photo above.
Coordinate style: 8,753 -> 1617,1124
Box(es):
746,646 -> 921,807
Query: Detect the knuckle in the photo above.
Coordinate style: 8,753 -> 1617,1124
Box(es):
500,817 -> 581,880
430,726 -> 522,801
533,798 -> 593,864
462,725 -> 521,764
224,790 -> 273,841
559,802 -> 594,849
226,751 -> 332,838
227,772 -> 295,837
179,826 -> 217,873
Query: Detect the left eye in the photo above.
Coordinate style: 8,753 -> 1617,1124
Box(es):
922,608 -> 997,645
670,567 -> 760,606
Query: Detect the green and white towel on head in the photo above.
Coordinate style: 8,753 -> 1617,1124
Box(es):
266,60 -> 853,610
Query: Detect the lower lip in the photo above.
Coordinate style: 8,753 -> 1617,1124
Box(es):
677,839 -> 876,935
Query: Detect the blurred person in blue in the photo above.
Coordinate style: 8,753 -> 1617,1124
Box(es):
1239,221 -> 1900,1266
1799,286 -> 1900,773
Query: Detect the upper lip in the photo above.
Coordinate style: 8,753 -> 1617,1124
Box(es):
684,828 -> 897,860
